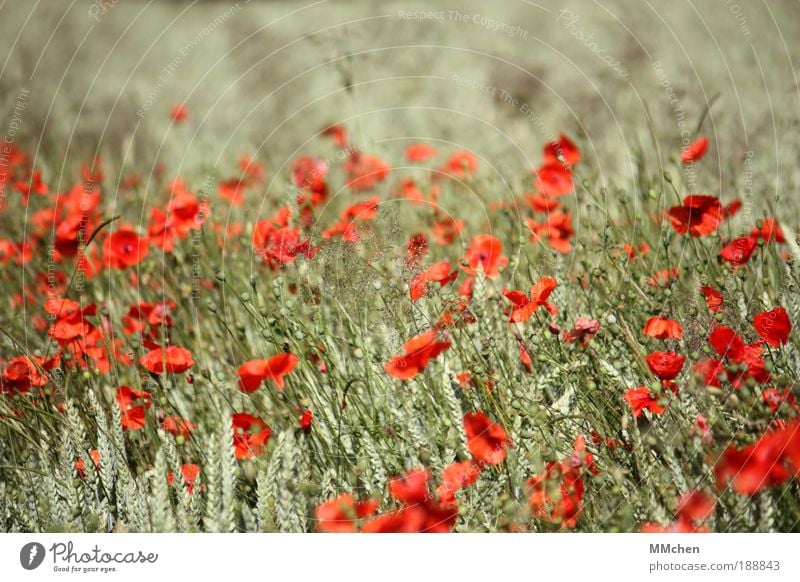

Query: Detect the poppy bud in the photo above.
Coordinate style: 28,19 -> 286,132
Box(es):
419,448 -> 432,464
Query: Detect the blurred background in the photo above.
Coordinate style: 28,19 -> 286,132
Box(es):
1,0 -> 799,195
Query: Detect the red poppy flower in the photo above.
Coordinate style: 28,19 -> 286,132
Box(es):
75,450 -> 102,479
438,150 -> 478,179
405,233 -> 429,268
253,207 -> 317,267
161,416 -> 196,440
409,261 -> 458,301
762,388 -> 798,413
237,353 -> 299,392
231,413 -> 272,460
140,345 -> 195,374
315,494 -> 379,532
692,414 -> 713,444
643,317 -> 683,340
238,155 -> 265,183
695,325 -> 771,389
14,169 -> 48,203
680,137 -> 708,163
526,193 -> 561,213
645,351 -> 685,380
397,178 -> 426,204
361,501 -> 458,533
436,461 -> 481,505
753,307 -> 791,347
218,178 -> 248,206
691,358 -> 726,388
462,234 -> 508,278
699,285 -> 723,312
463,411 -> 512,465
388,468 -> 432,504
563,317 -> 600,345
750,218 -> 785,244
519,343 -> 533,373
321,197 -> 381,242
384,330 -> 451,380
54,214 -> 93,257
624,387 -> 666,417
648,267 -> 680,287
293,156 -> 329,204
405,143 -> 438,162
168,464 -> 201,494
44,297 -> 97,343
708,326 -> 746,360
719,236 -> 757,266
116,386 -> 152,431
344,153 -> 391,191
623,242 -> 650,259
170,103 -> 189,123
527,438 -> 594,529
543,133 -> 581,167
666,195 -> 730,237
641,490 -> 714,532
103,227 -> 149,270
321,123 -> 348,148
430,216 -> 463,245
715,419 -> 800,494
533,163 -> 574,197
435,299 -> 475,329
527,211 -> 574,253
299,409 -> 313,432
1,355 -> 54,394
502,277 -> 558,323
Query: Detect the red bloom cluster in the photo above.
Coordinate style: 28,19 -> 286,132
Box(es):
666,195 -> 737,237
692,323 -> 774,389
527,436 -> 597,529
384,330 -> 451,380
408,261 -> 458,301
719,218 -> 785,267
641,490 -> 715,532
464,411 -> 513,465
231,413 -> 272,460
253,207 -> 317,268
715,420 -> 800,495
116,386 -> 152,431
237,353 -> 299,392
502,277 -> 558,323
462,234 -> 508,278
140,345 -> 195,375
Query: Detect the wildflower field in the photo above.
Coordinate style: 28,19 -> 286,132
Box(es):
2,1 -> 800,533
